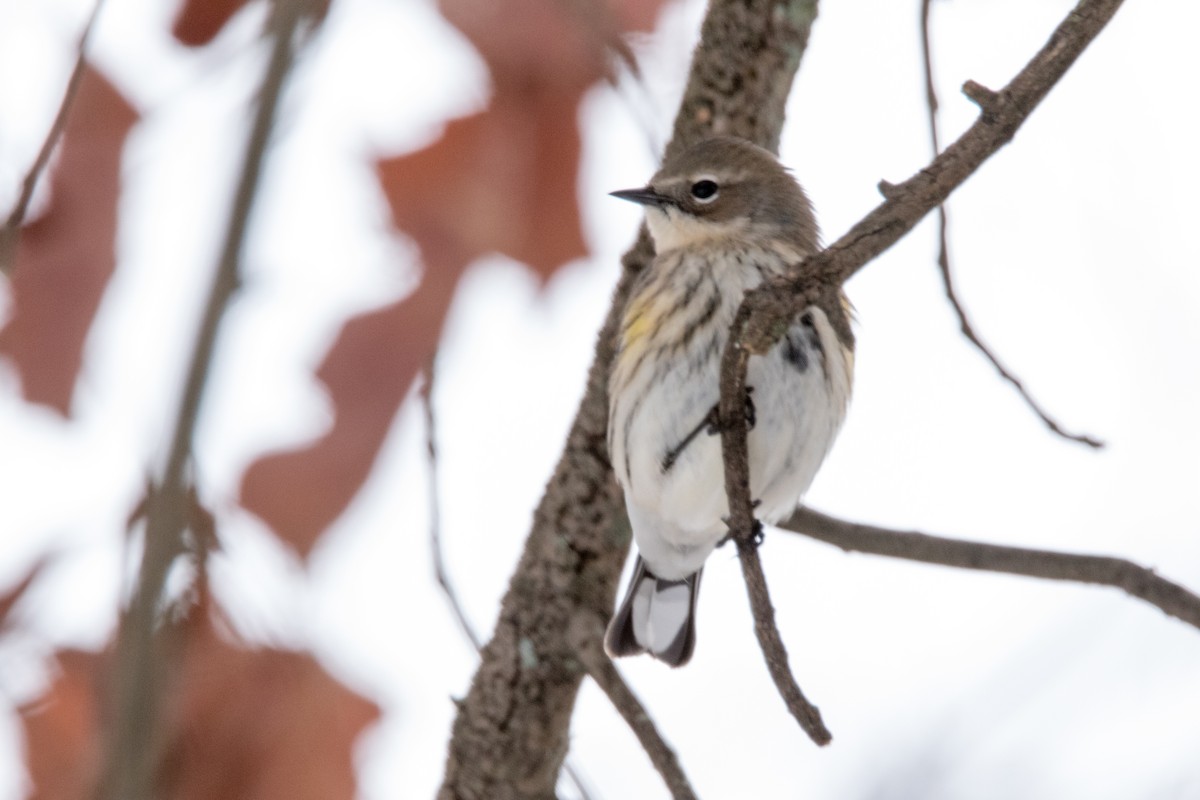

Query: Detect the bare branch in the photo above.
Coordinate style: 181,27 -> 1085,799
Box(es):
561,763 -> 597,800
715,0 -> 1125,749
422,365 -> 595,800
716,310 -> 755,537
710,266 -> 832,746
0,0 -> 106,274
730,0 -> 1130,361
569,613 -> 698,800
440,1 -> 822,795
422,363 -> 483,651
714,310 -> 830,745
781,507 -> 1200,631
735,541 -> 831,745
103,3 -> 316,797
919,0 -> 1103,450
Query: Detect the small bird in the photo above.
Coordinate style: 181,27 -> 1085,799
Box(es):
605,136 -> 854,666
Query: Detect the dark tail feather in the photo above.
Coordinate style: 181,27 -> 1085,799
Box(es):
604,556 -> 701,667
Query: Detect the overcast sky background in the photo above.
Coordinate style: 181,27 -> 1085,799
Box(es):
2,0 -> 1200,797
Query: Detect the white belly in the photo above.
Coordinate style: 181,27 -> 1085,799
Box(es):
609,251 -> 852,578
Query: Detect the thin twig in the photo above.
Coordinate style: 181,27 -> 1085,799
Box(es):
735,541 -> 832,745
561,762 -> 598,800
103,3 -> 315,797
0,0 -> 107,274
918,0 -> 1102,450
422,365 -> 595,800
716,301 -> 832,746
715,0 -> 1126,750
919,0 -> 941,155
441,0 -> 822,794
422,363 -> 482,650
781,507 -> 1200,630
569,612 -> 699,800
729,0 -> 1130,363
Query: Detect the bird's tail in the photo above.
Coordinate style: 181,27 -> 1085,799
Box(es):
604,556 -> 701,667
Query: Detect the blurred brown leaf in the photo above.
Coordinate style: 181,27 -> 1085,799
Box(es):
0,66 -> 138,416
20,650 -> 107,800
172,0 -> 251,45
241,275 -> 455,555
240,0 -> 667,553
172,0 -> 332,47
19,589 -> 379,800
164,603 -> 380,800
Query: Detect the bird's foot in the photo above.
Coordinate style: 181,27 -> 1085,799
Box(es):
717,502 -> 763,549
705,386 -> 756,436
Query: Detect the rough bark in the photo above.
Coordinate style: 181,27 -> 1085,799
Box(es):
438,1 -> 819,797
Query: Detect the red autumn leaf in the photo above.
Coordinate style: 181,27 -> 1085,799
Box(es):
172,0 -> 333,47
239,0 -> 668,552
172,0 -> 251,45
20,649 -> 107,800
19,590 -> 379,799
0,66 -> 138,416
241,275 -> 456,555
164,603 -> 380,800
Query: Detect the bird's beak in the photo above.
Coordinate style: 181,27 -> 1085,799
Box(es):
609,187 -> 671,207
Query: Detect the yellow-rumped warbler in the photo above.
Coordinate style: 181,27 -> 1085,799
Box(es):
604,136 -> 854,666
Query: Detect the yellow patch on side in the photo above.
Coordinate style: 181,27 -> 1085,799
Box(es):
622,295 -> 664,351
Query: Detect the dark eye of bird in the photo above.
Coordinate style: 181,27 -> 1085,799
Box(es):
690,179 -> 719,201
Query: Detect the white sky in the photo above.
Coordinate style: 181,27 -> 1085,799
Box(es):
2,0 -> 1199,798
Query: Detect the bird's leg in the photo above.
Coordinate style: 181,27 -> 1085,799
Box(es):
660,386 -> 755,473
705,385 -> 755,435
748,518 -> 765,548
661,409 -> 719,473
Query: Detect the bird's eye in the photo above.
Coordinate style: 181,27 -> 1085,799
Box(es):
690,179 -> 719,203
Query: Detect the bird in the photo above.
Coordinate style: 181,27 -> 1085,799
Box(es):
604,136 -> 854,666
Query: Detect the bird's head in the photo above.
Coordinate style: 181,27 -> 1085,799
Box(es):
611,136 -> 818,255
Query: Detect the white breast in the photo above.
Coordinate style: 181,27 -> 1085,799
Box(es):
608,242 -> 853,578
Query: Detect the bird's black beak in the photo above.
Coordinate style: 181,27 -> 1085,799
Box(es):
609,187 -> 671,207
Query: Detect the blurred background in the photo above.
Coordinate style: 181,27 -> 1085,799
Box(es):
1,0 -> 1199,797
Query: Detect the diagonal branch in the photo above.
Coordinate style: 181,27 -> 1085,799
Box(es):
422,362 -> 484,651
714,307 -> 830,745
422,364 -> 595,800
440,1 -> 822,795
730,0 -> 1129,361
780,507 -> 1200,630
103,2 -> 317,797
919,0 -> 1102,450
717,0 -> 1126,744
0,0 -> 107,274
569,612 -> 699,800
735,540 -> 831,744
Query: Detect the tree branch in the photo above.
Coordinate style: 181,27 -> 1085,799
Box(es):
103,3 -> 315,797
781,507 -> 1200,630
0,0 -> 106,274
735,540 -> 830,744
423,363 -> 484,651
730,0 -> 1129,361
569,613 -> 698,800
423,365 -> 595,800
716,0 -> 1125,744
919,0 -> 1102,450
439,1 -> 820,796
714,304 -> 831,745
716,301 -> 834,745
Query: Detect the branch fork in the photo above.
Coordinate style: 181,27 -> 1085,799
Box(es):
712,0 -> 1129,750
